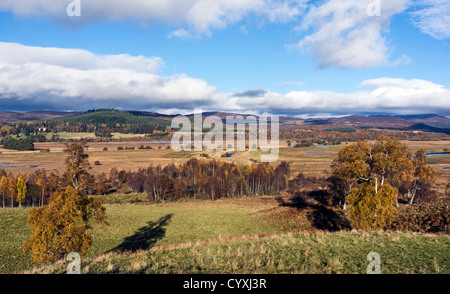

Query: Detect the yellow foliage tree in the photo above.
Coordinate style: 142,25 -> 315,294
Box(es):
0,176 -> 8,208
23,141 -> 107,263
7,174 -> 17,208
347,183 -> 397,230
407,149 -> 437,204
23,186 -> 107,263
332,136 -> 424,230
16,174 -> 27,208
63,140 -> 93,191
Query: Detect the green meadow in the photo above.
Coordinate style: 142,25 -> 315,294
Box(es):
1,197 -> 449,274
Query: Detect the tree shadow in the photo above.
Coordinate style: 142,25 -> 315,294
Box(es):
278,191 -> 351,232
308,205 -> 351,232
112,214 -> 173,253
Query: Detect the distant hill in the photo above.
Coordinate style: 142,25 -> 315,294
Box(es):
303,114 -> 450,134
127,111 -> 177,119
0,110 -> 81,123
306,115 -> 414,129
408,123 -> 450,135
328,115 -> 414,128
47,109 -> 171,127
393,114 -> 450,128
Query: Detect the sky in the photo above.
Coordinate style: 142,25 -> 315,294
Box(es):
0,0 -> 449,117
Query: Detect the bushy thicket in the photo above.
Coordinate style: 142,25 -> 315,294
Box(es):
390,201 -> 450,234
1,136 -> 34,151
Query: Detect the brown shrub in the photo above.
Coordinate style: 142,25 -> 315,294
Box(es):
390,201 -> 450,234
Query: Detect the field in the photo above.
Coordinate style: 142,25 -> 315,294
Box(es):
32,232 -> 449,274
0,138 -> 449,274
0,196 -> 280,274
1,196 -> 449,274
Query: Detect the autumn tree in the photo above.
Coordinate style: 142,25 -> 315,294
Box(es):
95,173 -> 109,195
406,149 -> 437,204
7,174 -> 17,208
121,158 -> 290,202
0,176 -> 7,208
34,169 -> 49,206
16,174 -> 27,208
23,141 -> 107,263
63,140 -> 93,191
347,182 -> 397,230
331,136 -> 417,230
23,186 -> 107,263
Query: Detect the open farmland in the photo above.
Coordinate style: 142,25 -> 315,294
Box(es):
1,139 -> 449,191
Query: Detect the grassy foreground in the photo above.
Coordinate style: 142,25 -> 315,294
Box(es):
1,196 -> 449,274
0,197 -> 283,274
24,231 -> 450,274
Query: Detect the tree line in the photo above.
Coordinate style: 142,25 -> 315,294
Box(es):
0,136 -> 35,151
113,159 -> 290,202
0,159 -> 291,208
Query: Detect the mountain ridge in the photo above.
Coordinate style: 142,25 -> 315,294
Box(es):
0,110 -> 449,133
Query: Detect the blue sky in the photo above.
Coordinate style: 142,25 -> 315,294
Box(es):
0,0 -> 449,116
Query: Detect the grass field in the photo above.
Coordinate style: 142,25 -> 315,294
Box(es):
0,196 -> 282,274
22,229 -> 450,274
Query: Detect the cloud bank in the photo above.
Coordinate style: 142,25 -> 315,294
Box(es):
0,42 -> 217,110
0,0 -> 304,37
0,42 -> 449,116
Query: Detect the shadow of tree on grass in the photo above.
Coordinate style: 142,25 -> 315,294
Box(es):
112,214 -> 173,253
277,191 -> 351,232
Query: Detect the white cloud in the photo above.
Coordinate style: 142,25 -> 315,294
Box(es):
0,42 -> 448,115
410,0 -> 450,40
210,77 -> 450,115
278,81 -> 306,88
391,54 -> 413,67
0,0 -> 303,37
0,42 -> 163,73
0,42 -> 217,110
168,28 -> 193,40
293,0 -> 411,69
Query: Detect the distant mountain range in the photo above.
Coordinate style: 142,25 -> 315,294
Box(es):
0,110 -> 449,134
304,114 -> 450,134
0,110 -> 82,123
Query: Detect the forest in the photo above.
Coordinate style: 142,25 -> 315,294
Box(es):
0,109 -> 172,138
0,158 -> 291,206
